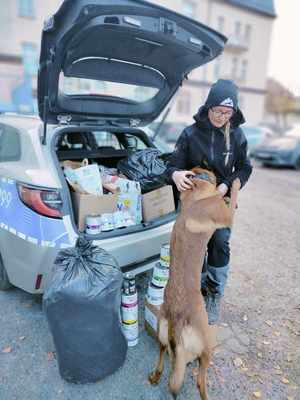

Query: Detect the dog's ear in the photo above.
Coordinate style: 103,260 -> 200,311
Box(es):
185,196 -> 232,233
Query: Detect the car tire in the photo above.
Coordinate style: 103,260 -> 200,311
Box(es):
0,254 -> 12,291
294,157 -> 300,171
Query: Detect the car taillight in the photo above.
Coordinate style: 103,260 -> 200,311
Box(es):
18,184 -> 63,219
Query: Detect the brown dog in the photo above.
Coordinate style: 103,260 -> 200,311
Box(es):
149,167 -> 240,399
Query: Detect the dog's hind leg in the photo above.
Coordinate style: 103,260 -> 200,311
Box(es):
169,343 -> 187,397
149,344 -> 167,385
197,351 -> 210,400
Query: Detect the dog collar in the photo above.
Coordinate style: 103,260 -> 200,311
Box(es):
192,172 -> 215,185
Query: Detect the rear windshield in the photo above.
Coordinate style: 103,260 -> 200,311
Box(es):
59,73 -> 159,103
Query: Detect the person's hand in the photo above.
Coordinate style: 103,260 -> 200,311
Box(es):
217,183 -> 228,197
172,170 -> 195,192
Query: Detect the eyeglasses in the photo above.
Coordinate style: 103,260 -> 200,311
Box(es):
210,108 -> 234,118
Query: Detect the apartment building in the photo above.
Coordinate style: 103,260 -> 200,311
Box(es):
0,0 -> 275,125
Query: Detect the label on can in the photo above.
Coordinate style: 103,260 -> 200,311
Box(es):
160,243 -> 170,267
121,293 -> 138,324
122,321 -> 139,347
85,215 -> 101,235
147,283 -> 165,306
151,263 -> 169,288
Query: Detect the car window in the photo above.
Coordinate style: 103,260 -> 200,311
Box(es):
0,124 -> 21,162
93,132 -> 122,149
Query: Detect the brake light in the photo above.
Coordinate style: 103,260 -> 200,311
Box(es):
18,184 -> 63,219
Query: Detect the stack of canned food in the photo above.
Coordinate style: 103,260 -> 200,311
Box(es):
85,211 -> 135,234
146,243 -> 170,306
121,273 -> 139,347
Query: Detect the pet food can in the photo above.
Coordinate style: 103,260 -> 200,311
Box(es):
122,321 -> 139,347
113,211 -> 126,229
100,213 -> 115,231
85,215 -> 101,235
147,283 -> 165,306
121,274 -> 139,347
151,262 -> 169,288
160,243 -> 170,267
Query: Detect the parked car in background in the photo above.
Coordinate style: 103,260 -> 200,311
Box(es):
150,122 -> 187,148
252,125 -> 300,169
242,125 -> 276,155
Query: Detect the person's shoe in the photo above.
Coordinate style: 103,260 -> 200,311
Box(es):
204,293 -> 222,325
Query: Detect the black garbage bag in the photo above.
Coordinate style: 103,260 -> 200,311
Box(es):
43,238 -> 127,384
117,149 -> 167,192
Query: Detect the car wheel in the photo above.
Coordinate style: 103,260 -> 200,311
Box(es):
0,254 -> 12,290
294,157 -> 300,171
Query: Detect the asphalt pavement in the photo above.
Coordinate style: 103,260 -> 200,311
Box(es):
0,163 -> 299,400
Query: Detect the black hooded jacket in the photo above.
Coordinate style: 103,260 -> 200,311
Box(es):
165,80 -> 253,191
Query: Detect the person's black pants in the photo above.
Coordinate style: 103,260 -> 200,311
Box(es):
202,228 -> 231,296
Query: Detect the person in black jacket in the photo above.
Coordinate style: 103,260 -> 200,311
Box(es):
166,79 -> 253,325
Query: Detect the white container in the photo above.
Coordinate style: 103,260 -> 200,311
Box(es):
151,262 -> 169,288
85,215 -> 101,235
160,243 -> 170,267
101,213 -> 114,231
122,321 -> 139,347
147,283 -> 165,306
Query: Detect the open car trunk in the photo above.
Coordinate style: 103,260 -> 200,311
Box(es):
53,127 -> 178,238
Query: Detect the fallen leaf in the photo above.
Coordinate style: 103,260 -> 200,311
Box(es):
286,355 -> 292,363
2,346 -> 12,353
287,396 -> 294,400
241,367 -> 249,372
243,315 -> 248,321
274,364 -> 281,370
265,320 -> 273,326
257,352 -> 263,359
233,357 -> 243,367
221,323 -> 228,327
263,340 -> 270,345
281,377 -> 290,384
19,336 -> 26,341
47,352 -> 56,361
275,370 -> 283,375
273,331 -> 281,337
253,391 -> 262,398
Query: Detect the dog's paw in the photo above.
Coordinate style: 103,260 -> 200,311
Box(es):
148,370 -> 162,385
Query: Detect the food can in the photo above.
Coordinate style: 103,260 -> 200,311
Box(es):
147,283 -> 165,306
160,243 -> 170,267
121,292 -> 138,324
122,321 -> 139,347
100,213 -> 114,231
151,262 -> 169,288
113,211 -> 126,229
85,214 -> 101,235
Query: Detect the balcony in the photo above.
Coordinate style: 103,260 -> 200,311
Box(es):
225,35 -> 249,52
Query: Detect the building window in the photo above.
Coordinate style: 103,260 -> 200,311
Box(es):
214,58 -> 221,79
234,21 -> 241,38
18,0 -> 35,18
217,16 -> 225,33
231,57 -> 238,79
177,91 -> 191,115
22,43 -> 38,76
245,24 -> 252,44
182,0 -> 197,18
240,60 -> 248,82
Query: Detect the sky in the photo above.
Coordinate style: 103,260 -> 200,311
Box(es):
268,0 -> 299,94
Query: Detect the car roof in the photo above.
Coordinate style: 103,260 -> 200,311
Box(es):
0,113 -> 42,131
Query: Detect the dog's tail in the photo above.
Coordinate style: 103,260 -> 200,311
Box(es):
168,321 -> 187,396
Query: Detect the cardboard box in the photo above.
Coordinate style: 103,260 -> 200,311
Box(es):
142,185 -> 175,222
71,191 -> 118,231
144,300 -> 161,341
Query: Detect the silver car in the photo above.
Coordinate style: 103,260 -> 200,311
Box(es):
0,0 -> 226,294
